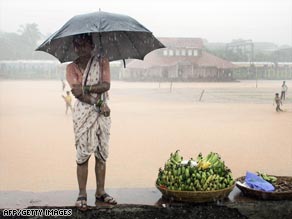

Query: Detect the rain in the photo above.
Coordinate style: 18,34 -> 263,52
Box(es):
0,0 -> 292,217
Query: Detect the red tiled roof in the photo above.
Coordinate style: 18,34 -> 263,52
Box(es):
127,50 -> 235,69
158,37 -> 204,49
198,51 -> 235,69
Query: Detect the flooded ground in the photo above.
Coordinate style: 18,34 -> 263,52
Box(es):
0,80 -> 291,192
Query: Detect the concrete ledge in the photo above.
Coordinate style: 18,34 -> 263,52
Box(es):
0,188 -> 161,208
1,188 -> 292,219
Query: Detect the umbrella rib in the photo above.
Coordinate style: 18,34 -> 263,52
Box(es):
123,31 -> 141,58
110,32 -> 124,61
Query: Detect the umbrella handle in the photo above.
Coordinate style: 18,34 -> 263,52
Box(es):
98,33 -> 104,57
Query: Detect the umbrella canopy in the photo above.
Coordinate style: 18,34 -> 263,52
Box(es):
36,11 -> 165,63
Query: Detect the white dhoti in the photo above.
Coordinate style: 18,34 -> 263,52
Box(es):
72,55 -> 111,164
74,108 -> 111,164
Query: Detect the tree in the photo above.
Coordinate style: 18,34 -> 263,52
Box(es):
0,23 -> 52,60
17,23 -> 42,48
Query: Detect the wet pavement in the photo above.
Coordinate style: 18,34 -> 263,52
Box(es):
0,188 -> 161,209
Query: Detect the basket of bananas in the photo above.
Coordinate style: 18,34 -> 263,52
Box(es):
156,150 -> 235,203
236,172 -> 292,200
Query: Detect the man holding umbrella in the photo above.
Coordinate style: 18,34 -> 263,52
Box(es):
36,10 -> 164,211
66,33 -> 116,210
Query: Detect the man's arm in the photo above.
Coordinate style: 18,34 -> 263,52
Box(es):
83,82 -> 110,94
83,57 -> 111,94
71,84 -> 99,105
66,64 -> 100,105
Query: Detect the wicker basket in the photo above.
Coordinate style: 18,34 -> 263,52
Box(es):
236,176 -> 292,200
156,184 -> 234,203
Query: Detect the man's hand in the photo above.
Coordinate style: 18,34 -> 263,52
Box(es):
71,84 -> 83,98
71,84 -> 102,105
83,85 -> 91,95
100,102 -> 111,117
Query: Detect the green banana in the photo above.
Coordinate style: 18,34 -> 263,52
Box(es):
257,171 -> 277,184
173,150 -> 182,163
197,152 -> 203,161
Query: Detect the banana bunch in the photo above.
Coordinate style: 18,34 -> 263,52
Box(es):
156,151 -> 234,191
197,152 -> 221,170
257,171 -> 277,184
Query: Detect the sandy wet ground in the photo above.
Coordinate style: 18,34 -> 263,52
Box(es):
0,80 -> 291,192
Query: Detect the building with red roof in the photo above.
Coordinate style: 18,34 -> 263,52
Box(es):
122,37 -> 236,81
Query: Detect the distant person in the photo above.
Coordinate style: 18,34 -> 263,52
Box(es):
274,93 -> 283,112
62,91 -> 73,114
61,79 -> 66,91
280,81 -> 288,100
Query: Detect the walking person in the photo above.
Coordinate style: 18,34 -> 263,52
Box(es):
61,79 -> 66,91
274,93 -> 283,112
280,81 -> 288,100
66,33 -> 116,211
61,91 -> 73,115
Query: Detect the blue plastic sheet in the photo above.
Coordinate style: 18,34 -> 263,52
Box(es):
245,171 -> 275,192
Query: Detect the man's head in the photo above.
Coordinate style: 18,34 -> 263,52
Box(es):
275,93 -> 279,97
66,91 -> 70,95
73,33 -> 94,57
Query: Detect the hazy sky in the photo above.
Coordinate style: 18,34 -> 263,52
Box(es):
0,0 -> 291,45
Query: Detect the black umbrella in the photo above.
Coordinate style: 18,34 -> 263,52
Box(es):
36,11 -> 165,63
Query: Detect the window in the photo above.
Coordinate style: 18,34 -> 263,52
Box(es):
193,50 -> 198,56
175,49 -> 180,56
181,49 -> 186,56
187,49 -> 192,56
169,50 -> 174,56
163,50 -> 168,56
